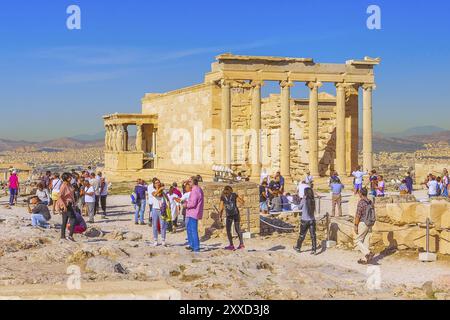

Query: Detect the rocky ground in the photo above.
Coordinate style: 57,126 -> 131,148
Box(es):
0,193 -> 449,300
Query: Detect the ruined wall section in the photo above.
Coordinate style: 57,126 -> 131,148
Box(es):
141,84 -> 216,176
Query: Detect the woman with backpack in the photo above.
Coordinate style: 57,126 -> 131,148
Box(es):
150,179 -> 170,247
293,187 -> 317,255
55,172 -> 77,242
219,185 -> 245,250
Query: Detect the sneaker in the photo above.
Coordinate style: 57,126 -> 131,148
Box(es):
161,241 -> 166,247
224,245 -> 235,251
102,215 -> 108,219
237,244 -> 245,250
135,222 -> 139,225
66,236 -> 76,242
152,241 -> 158,247
185,246 -> 193,251
139,221 -> 146,225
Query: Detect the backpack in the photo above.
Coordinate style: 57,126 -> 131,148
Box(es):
223,194 -> 238,216
363,200 -> 376,227
130,192 -> 137,205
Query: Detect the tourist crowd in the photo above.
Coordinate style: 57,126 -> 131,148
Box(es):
2,164 -> 449,263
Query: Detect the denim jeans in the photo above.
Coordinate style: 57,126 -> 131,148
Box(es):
151,208 -> 167,241
9,188 -> 17,205
134,200 -> 146,223
186,217 -> 200,252
31,214 -> 49,228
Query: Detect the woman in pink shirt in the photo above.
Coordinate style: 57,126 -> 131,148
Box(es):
8,171 -> 19,206
184,176 -> 204,252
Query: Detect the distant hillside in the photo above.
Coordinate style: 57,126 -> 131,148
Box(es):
359,134 -> 425,153
387,125 -> 446,138
71,131 -> 105,141
407,130 -> 450,144
37,138 -> 103,149
0,137 -> 103,152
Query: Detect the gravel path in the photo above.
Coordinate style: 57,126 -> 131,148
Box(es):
0,193 -> 449,300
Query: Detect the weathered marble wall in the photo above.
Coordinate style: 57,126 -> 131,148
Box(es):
141,84 -> 217,177
199,181 -> 260,237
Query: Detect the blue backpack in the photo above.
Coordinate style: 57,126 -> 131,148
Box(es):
130,192 -> 137,205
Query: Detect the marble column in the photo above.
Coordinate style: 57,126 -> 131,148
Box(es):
123,125 -> 129,152
280,80 -> 293,177
307,81 -> 322,177
251,81 -> 263,179
136,124 -> 143,152
335,83 -> 348,175
363,84 -> 375,172
221,80 -> 232,167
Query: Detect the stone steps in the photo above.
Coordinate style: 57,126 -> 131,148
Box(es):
0,281 -> 181,300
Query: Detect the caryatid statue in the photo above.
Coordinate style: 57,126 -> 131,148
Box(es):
116,125 -> 124,151
105,125 -> 110,151
136,124 -> 143,152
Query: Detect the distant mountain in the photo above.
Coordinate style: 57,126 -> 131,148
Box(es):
387,125 -> 446,138
0,137 -> 103,152
71,131 -> 105,141
407,130 -> 450,144
360,134 -> 425,153
37,137 -> 103,149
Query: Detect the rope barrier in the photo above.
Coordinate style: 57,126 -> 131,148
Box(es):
259,217 -> 296,231
259,213 -> 329,232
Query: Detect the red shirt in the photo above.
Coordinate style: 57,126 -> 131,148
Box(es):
9,174 -> 19,189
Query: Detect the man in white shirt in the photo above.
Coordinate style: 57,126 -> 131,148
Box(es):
352,166 -> 367,194
147,177 -> 157,225
304,170 -> 314,187
99,177 -> 109,219
297,180 -> 310,200
84,180 -> 96,223
89,173 -> 101,216
427,175 -> 439,198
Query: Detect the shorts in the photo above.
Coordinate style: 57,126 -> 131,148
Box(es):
51,191 -> 60,201
259,201 -> 268,211
354,183 -> 362,191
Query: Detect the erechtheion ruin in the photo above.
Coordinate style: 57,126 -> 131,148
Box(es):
103,54 -> 380,182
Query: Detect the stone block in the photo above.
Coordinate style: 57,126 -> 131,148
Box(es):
385,203 -> 430,225
439,231 -> 450,255
430,200 -> 450,229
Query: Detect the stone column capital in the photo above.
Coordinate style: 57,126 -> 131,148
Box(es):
306,81 -> 323,90
250,80 -> 264,88
219,79 -> 233,88
335,82 -> 355,89
362,83 -> 376,91
280,80 -> 294,88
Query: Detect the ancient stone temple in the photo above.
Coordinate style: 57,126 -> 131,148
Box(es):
103,54 -> 380,182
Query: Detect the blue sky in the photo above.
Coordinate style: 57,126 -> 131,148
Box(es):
0,0 -> 449,141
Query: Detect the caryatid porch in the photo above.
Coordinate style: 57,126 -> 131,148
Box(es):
206,54 -> 380,179
103,114 -> 158,172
